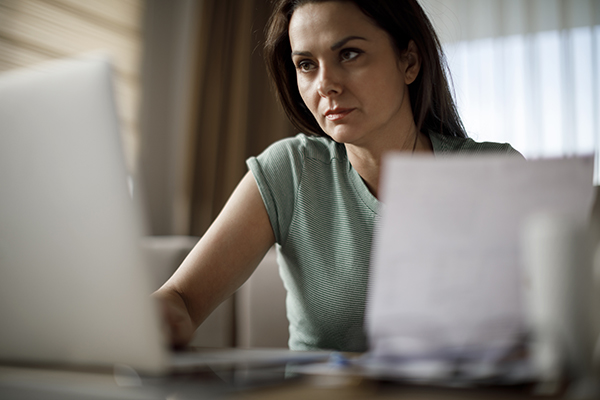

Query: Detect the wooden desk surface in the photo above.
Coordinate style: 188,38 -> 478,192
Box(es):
0,359 -> 565,400
228,377 -> 545,400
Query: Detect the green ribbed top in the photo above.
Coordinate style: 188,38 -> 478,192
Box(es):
246,132 -> 520,352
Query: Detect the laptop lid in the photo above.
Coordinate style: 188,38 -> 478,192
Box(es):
0,55 -> 169,374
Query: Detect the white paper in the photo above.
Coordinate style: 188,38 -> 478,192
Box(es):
366,155 -> 595,366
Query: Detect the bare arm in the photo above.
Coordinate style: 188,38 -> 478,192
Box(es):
153,171 -> 275,347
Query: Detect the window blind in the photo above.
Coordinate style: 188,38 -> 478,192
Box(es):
0,0 -> 144,171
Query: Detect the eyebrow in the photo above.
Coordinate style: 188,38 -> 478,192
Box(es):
331,35 -> 367,51
291,35 -> 368,57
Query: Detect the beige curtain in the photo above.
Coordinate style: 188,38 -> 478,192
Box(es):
188,0 -> 294,236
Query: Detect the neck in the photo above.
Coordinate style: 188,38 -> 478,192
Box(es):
345,129 -> 432,198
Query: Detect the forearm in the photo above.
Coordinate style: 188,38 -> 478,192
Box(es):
153,171 -> 275,348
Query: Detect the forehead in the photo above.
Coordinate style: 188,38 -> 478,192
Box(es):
288,1 -> 384,50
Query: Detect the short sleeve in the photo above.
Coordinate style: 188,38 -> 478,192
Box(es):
246,135 -> 307,244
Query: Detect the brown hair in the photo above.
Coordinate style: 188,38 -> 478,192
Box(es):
264,0 -> 467,138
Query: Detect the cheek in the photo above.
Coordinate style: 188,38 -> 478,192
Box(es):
296,76 -> 318,112
367,67 -> 405,106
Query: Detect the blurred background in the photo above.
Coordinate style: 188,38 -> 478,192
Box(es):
1,0 -> 598,238
0,0 -> 295,242
0,0 -> 598,348
421,0 -> 599,182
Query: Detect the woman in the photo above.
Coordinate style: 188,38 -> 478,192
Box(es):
154,0 -> 520,352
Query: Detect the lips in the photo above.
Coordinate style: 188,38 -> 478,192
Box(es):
324,108 -> 354,121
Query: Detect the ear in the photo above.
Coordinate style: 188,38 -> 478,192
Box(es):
400,40 -> 421,85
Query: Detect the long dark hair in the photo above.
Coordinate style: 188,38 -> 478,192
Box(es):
264,0 -> 467,139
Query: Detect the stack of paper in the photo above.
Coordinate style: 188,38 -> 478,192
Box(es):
365,155 -> 595,383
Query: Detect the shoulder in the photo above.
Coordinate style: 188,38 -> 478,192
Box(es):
246,134 -> 346,245
246,133 -> 344,193
260,133 -> 342,162
429,131 -> 523,157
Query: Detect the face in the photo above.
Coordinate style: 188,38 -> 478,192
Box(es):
289,1 -> 419,147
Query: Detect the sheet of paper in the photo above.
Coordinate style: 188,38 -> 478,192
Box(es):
366,155 -> 595,365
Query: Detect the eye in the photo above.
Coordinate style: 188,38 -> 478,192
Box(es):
340,48 -> 362,62
295,60 -> 316,73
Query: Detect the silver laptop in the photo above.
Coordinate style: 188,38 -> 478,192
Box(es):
0,56 -> 327,377
0,55 -> 171,374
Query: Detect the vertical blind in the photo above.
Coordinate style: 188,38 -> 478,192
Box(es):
0,0 -> 144,172
422,0 -> 600,182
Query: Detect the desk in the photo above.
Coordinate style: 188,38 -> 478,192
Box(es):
0,363 -> 550,400
231,380 -> 542,400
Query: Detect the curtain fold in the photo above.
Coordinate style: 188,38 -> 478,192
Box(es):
189,0 -> 294,236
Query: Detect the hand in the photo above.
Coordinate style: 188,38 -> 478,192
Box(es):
155,293 -> 195,349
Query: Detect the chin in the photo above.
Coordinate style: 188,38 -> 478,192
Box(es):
327,127 -> 362,144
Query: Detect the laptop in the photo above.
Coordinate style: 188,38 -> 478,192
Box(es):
0,55 -> 327,377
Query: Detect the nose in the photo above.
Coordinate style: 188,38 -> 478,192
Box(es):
317,66 -> 342,98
